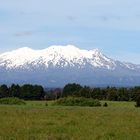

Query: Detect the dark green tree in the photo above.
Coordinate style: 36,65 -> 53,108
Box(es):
62,83 -> 83,97
0,84 -> 9,98
107,87 -> 118,101
9,84 -> 21,97
78,86 -> 91,98
20,84 -> 45,100
135,95 -> 140,107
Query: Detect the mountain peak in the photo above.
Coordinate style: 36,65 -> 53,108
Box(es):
16,47 -> 33,51
92,48 -> 100,52
46,45 -> 80,50
91,48 -> 102,55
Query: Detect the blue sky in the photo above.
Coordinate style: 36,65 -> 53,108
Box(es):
0,0 -> 140,63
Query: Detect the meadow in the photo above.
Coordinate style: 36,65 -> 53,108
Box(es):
0,101 -> 140,140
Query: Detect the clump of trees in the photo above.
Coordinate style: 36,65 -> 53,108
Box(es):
61,83 -> 140,102
0,84 -> 45,100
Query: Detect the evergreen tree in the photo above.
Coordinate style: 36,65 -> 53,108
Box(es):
0,84 -> 9,98
9,84 -> 21,97
62,83 -> 83,97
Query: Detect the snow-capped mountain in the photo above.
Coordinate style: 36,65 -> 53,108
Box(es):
0,45 -> 140,87
0,45 -> 116,70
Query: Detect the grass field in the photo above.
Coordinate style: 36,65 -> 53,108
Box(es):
0,101 -> 139,140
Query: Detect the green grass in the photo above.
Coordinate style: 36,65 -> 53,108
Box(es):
0,100 -> 139,140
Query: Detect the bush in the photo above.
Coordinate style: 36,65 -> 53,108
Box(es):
103,102 -> 108,107
0,97 -> 26,105
52,97 -> 101,107
45,102 -> 48,106
135,96 -> 140,107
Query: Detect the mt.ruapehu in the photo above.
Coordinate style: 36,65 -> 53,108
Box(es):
0,45 -> 140,87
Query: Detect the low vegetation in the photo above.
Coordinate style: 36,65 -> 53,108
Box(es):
103,102 -> 108,107
135,95 -> 140,107
52,97 -> 101,107
0,83 -> 140,139
0,101 -> 139,140
0,97 -> 26,105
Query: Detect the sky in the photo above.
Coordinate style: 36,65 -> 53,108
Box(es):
0,0 -> 140,63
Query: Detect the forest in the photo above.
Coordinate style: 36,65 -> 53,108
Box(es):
0,83 -> 140,101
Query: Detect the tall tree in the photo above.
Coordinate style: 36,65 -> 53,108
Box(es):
0,84 -> 9,98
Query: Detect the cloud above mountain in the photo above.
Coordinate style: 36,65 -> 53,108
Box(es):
14,31 -> 35,37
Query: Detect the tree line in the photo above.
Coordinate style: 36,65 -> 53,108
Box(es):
61,83 -> 140,101
0,83 -> 140,101
0,84 -> 45,100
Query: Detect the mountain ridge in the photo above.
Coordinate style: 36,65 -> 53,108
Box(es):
0,45 -> 125,70
0,45 -> 140,87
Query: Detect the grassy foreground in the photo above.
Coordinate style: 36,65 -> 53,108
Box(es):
0,101 -> 139,140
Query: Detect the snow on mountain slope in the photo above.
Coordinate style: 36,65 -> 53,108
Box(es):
0,45 -> 140,86
0,45 -> 117,70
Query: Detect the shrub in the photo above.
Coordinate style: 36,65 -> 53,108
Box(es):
45,102 -> 48,106
0,97 -> 26,105
135,95 -> 140,107
103,102 -> 108,107
52,97 -> 101,107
